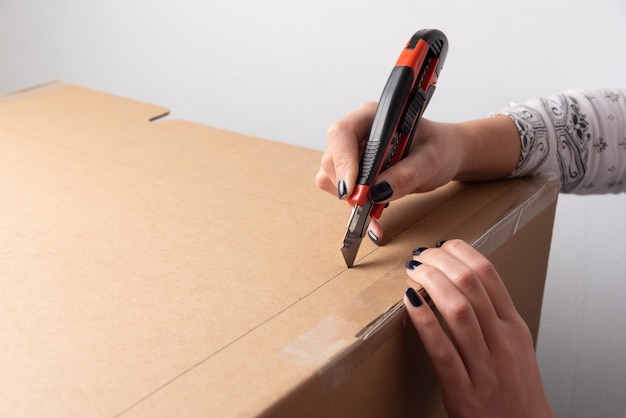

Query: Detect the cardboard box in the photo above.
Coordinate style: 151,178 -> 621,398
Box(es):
0,83 -> 559,417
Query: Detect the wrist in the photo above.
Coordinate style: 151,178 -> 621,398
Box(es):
454,115 -> 521,182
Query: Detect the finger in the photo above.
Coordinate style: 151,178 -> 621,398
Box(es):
414,242 -> 501,341
437,240 -> 518,321
315,165 -> 339,196
406,261 -> 491,376
326,102 -> 377,199
371,146 -> 450,205
366,219 -> 384,246
403,287 -> 470,391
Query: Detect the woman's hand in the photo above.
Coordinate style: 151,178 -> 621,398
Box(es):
403,240 -> 554,418
315,102 -> 464,242
315,102 -> 521,243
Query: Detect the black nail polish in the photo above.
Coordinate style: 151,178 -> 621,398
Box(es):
337,180 -> 347,200
412,247 -> 428,256
405,287 -> 423,307
369,181 -> 393,203
405,260 -> 422,270
367,230 -> 379,245
435,240 -> 447,248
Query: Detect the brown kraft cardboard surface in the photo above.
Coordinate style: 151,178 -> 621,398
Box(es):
0,83 -> 558,417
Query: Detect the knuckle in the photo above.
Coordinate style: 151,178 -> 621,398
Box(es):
452,269 -> 480,292
416,310 -> 440,332
430,345 -> 459,367
445,298 -> 474,324
333,155 -> 352,173
391,164 -> 420,195
326,120 -> 350,143
443,239 -> 467,252
409,263 -> 437,282
472,258 -> 500,281
414,316 -> 459,366
511,316 -> 534,343
319,152 -> 334,174
445,239 -> 501,281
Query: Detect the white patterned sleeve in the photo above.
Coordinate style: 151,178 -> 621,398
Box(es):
493,87 -> 626,194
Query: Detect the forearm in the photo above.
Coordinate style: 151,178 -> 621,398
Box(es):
452,115 -> 522,182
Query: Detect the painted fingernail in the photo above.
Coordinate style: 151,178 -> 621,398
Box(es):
367,230 -> 380,245
412,247 -> 428,256
405,260 -> 422,270
405,287 -> 423,307
435,240 -> 447,248
337,180 -> 347,200
369,181 -> 393,203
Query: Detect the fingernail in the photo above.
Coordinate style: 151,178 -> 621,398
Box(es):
435,240 -> 447,248
412,247 -> 428,256
369,181 -> 393,203
405,260 -> 422,270
405,287 -> 423,307
337,180 -> 347,200
367,230 -> 379,245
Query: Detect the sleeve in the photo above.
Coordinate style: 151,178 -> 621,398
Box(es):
493,87 -> 626,194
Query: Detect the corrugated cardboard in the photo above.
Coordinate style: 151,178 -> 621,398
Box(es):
0,83 -> 559,417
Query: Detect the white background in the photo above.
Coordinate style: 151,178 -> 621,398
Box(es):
2,1 -> 626,416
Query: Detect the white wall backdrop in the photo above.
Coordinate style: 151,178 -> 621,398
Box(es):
2,1 -> 626,416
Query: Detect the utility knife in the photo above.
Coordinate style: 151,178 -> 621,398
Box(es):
341,28 -> 448,268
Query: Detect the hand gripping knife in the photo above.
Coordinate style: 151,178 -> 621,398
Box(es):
341,29 -> 448,268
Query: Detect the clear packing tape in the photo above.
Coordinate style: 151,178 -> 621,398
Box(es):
275,174 -> 560,397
